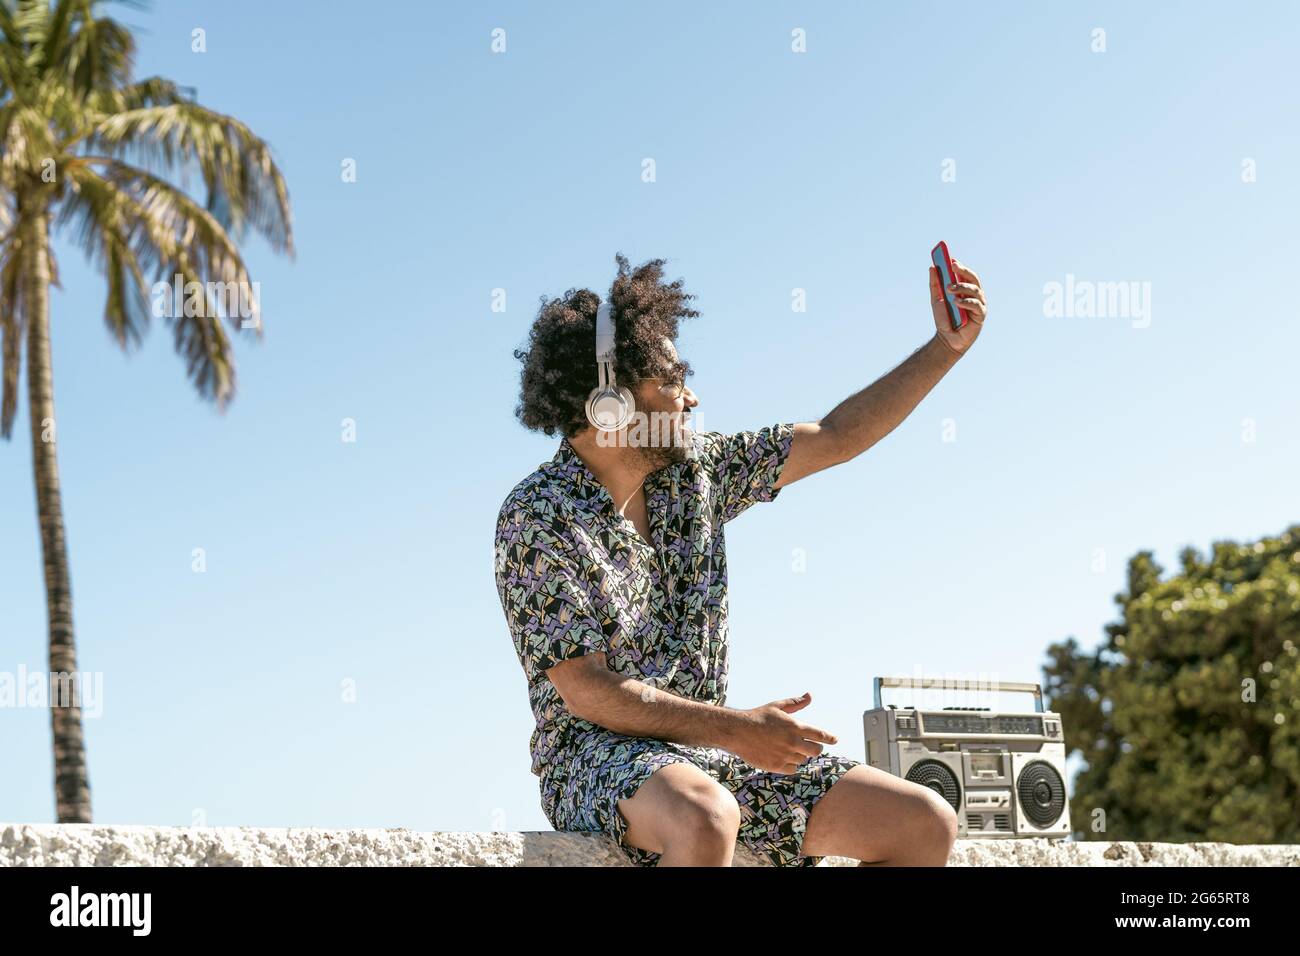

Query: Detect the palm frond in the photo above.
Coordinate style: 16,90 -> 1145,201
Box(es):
13,0 -> 49,62
85,74 -> 191,114
64,156 -> 260,404
20,0 -> 140,94
62,5 -> 135,96
57,158 -> 149,347
85,101 -> 294,256
0,5 -> 32,101
166,255 -> 235,407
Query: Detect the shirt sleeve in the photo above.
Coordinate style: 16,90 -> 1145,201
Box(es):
697,422 -> 796,524
495,504 -> 609,680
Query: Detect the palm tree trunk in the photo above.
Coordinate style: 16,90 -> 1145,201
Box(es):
25,207 -> 93,823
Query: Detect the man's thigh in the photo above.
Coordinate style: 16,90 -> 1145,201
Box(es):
719,751 -> 864,866
800,763 -> 956,862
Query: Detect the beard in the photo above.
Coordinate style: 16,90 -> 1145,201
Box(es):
632,418 -> 693,472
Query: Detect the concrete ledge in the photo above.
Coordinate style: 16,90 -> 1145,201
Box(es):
2,824 -> 1297,866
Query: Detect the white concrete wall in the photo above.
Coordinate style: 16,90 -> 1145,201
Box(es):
3,824 -> 1297,866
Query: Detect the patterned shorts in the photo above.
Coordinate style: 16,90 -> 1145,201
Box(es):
540,726 -> 863,866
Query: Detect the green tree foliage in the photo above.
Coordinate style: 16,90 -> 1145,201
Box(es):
1044,524 -> 1300,842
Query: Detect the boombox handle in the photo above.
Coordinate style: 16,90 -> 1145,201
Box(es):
872,676 -> 1044,713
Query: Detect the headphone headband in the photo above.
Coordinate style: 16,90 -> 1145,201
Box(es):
595,302 -> 615,361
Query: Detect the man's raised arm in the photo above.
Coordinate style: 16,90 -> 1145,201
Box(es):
775,256 -> 988,489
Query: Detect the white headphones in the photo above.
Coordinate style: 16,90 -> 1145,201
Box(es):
584,301 -> 635,432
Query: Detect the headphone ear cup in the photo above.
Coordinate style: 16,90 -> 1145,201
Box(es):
611,386 -> 634,429
586,386 -> 635,432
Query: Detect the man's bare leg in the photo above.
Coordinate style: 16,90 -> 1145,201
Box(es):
801,765 -> 959,866
616,763 -> 742,866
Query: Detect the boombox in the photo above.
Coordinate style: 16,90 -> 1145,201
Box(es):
863,676 -> 1071,839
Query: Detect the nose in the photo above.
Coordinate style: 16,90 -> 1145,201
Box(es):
682,385 -> 699,408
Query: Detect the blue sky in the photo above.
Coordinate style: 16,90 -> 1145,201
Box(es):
2,0 -> 1297,835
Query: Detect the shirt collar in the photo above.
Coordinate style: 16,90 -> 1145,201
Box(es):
552,435 -> 617,515
552,435 -> 681,517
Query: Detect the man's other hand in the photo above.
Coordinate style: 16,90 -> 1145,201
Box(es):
728,692 -> 840,774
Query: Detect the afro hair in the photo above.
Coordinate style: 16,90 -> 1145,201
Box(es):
512,253 -> 700,437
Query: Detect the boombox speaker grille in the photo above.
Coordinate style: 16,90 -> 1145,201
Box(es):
905,759 -> 961,812
1017,760 -> 1066,827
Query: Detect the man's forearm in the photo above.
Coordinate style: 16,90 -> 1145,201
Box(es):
574,672 -> 747,749
823,333 -> 961,462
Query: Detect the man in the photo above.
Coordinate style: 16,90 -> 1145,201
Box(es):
494,252 -> 988,866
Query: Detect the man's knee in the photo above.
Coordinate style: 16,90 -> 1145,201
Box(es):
673,779 -> 742,845
619,764 -> 740,853
912,786 -> 959,853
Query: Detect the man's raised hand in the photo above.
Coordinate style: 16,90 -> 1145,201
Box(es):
930,257 -> 988,356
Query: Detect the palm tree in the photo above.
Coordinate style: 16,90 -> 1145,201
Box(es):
0,0 -> 293,822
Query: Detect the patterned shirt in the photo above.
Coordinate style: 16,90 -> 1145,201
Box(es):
493,423 -> 796,779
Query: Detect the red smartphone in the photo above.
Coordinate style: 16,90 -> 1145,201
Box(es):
931,241 -> 968,331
